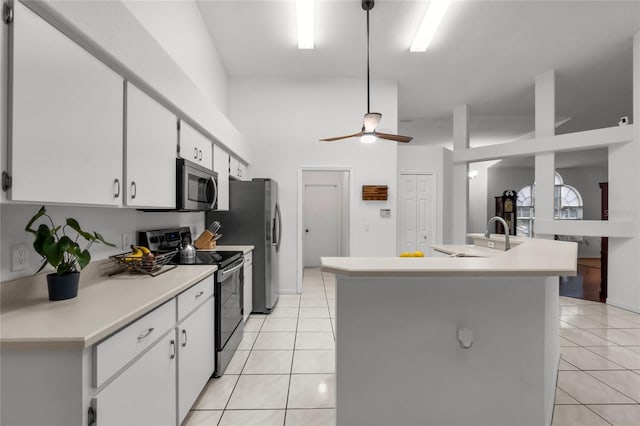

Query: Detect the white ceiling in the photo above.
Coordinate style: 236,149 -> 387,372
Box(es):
197,0 -> 640,149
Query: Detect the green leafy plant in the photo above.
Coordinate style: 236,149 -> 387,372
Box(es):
25,206 -> 116,275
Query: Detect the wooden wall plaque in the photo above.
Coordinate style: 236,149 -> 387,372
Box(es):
362,185 -> 388,201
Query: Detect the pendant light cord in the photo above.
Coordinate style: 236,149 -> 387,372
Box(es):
366,8 -> 370,114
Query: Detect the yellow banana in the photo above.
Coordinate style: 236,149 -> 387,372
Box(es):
125,246 -> 143,261
134,245 -> 151,255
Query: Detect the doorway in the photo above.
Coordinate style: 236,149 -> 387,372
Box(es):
398,173 -> 435,255
304,184 -> 340,267
297,168 -> 350,293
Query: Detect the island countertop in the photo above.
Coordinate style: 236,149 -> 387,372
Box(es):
321,235 -> 577,277
0,264 -> 217,350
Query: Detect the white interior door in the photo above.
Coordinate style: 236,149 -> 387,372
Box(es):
400,174 -> 435,254
304,184 -> 340,267
400,175 -> 418,253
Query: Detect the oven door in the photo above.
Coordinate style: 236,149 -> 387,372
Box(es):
215,257 -> 244,375
176,158 -> 218,211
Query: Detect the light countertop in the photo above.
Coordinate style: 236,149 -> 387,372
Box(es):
430,244 -> 500,257
321,236 -> 577,277
0,264 -> 217,350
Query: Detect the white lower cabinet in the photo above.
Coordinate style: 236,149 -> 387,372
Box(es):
177,297 -> 215,423
93,332 -> 177,426
243,251 -> 253,321
0,276 -> 219,426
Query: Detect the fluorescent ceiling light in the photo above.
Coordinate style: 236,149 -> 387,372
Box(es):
410,0 -> 452,52
296,0 -> 314,49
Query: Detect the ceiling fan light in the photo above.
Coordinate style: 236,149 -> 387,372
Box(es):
296,0 -> 314,49
360,133 -> 376,144
409,0 -> 451,52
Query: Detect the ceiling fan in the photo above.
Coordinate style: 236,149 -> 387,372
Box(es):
320,0 -> 412,144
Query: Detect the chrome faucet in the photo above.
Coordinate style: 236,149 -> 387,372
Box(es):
484,216 -> 511,251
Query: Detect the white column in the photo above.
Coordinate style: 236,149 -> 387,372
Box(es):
535,70 -> 555,138
534,70 -> 556,239
452,105 -> 469,243
607,32 -> 640,312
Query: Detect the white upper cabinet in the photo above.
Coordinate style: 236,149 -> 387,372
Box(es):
8,2 -> 124,206
179,121 -> 212,169
213,145 -> 230,210
229,155 -> 248,181
125,84 -> 177,208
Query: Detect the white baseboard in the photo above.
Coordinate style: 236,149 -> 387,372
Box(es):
606,298 -> 640,314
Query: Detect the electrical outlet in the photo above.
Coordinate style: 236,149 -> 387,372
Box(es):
487,241 -> 495,249
11,244 -> 27,272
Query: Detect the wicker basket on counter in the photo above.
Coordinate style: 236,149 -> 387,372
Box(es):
108,250 -> 178,277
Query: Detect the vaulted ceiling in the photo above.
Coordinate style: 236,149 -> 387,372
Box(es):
197,1 -> 640,148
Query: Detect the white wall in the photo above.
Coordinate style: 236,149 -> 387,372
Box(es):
122,0 -> 229,113
467,161 -> 500,233
0,204 -> 204,281
229,77 -> 398,293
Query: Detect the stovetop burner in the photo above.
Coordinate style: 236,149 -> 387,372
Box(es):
172,250 -> 243,268
138,227 -> 243,267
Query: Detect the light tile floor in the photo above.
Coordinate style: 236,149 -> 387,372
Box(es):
184,270 -> 640,426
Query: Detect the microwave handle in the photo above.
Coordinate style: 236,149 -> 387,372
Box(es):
209,176 -> 218,209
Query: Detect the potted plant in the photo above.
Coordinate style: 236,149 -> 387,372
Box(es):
25,206 -> 115,301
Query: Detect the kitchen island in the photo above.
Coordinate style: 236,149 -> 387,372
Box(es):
321,236 -> 577,426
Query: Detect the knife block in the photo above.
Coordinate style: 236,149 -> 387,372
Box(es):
194,230 -> 217,249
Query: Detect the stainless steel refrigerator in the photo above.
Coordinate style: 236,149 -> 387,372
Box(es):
206,179 -> 281,313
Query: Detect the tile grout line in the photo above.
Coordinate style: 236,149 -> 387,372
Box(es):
216,314 -> 265,425
555,300 -> 640,425
282,278 -> 303,426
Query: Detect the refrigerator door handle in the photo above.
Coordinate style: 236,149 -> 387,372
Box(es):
272,215 -> 277,247
275,202 -> 282,253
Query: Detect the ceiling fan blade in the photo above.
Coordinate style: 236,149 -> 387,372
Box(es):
363,112 -> 382,132
374,132 -> 413,143
320,131 -> 364,142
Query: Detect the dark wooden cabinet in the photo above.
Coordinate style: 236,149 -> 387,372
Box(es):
599,182 -> 608,302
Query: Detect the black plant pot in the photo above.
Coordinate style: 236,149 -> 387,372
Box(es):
46,272 -> 80,301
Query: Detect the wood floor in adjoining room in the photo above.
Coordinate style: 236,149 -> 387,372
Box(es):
560,258 -> 603,303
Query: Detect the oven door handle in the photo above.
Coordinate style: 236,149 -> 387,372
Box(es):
219,261 -> 244,281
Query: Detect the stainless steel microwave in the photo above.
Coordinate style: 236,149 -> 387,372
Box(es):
176,158 -> 218,211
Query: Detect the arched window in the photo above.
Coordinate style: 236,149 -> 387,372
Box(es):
555,184 -> 583,219
516,185 -> 534,237
516,172 -> 584,237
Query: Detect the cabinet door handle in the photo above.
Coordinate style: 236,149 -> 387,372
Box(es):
195,290 -> 204,299
170,339 -> 176,359
131,181 -> 137,199
194,147 -> 198,160
198,149 -> 203,161
137,327 -> 154,341
114,178 -> 120,198
181,329 -> 188,347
